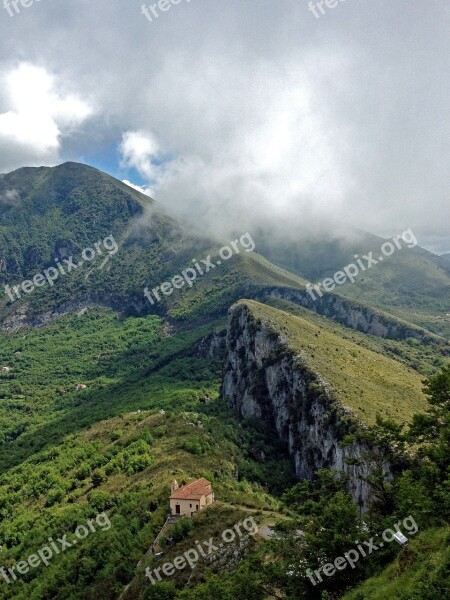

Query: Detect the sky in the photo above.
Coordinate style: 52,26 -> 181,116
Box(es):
0,0 -> 449,253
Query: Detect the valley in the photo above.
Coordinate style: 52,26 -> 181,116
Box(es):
0,163 -> 448,599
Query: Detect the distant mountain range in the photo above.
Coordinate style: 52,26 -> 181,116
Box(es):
0,162 -> 448,600
439,252 -> 450,272
1,162 -> 449,338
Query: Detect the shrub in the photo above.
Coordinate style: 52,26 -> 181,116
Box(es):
87,490 -> 114,511
171,517 -> 194,542
91,469 -> 107,488
181,437 -> 210,455
143,582 -> 176,599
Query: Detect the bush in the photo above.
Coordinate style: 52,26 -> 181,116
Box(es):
46,487 -> 65,506
143,582 -> 176,599
181,437 -> 210,455
125,454 -> 153,475
91,469 -> 107,487
75,463 -> 91,481
171,517 -> 194,542
87,490 -> 114,511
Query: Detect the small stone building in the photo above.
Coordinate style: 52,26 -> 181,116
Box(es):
169,478 -> 214,517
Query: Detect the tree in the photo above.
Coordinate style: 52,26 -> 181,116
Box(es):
408,364 -> 450,470
91,469 -> 107,487
396,364 -> 450,526
281,469 -> 347,517
268,471 -> 363,598
143,582 -> 176,599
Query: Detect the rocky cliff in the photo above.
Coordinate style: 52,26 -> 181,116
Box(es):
258,287 -> 445,346
222,302 -> 394,511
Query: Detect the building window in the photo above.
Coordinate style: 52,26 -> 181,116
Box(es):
190,504 -> 192,508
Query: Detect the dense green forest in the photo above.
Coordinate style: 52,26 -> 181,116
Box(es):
0,307 -> 448,599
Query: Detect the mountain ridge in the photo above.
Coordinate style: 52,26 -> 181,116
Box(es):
0,162 -> 448,599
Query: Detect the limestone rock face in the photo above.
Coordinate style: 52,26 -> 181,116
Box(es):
259,288 -> 439,344
222,303 -> 392,511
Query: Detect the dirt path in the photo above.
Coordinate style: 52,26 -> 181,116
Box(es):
215,500 -> 291,520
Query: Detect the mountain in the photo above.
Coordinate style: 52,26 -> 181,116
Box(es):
0,163 -> 308,328
2,162 -> 448,342
256,227 -> 450,339
439,252 -> 450,274
0,162 -> 448,600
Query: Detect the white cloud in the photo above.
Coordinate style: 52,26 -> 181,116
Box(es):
120,131 -> 161,177
119,61 -> 353,238
0,63 -> 92,172
0,1 -> 449,250
121,179 -> 151,195
0,188 -> 20,207
120,131 -> 168,197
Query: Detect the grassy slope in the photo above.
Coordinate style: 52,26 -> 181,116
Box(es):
0,409 -> 293,600
341,527 -> 450,600
256,230 -> 450,339
265,297 -> 448,376
166,250 -> 308,321
122,503 -> 259,599
0,308 -> 223,471
0,163 -> 309,328
240,300 -> 428,426
0,307 -> 296,599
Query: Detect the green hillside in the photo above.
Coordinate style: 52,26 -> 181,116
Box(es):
0,308 -> 295,599
239,299 -> 428,426
0,408 -> 294,600
0,307 -> 222,471
341,527 -> 450,600
0,162 -> 448,599
0,163 -> 309,329
256,229 -> 450,339
265,297 -> 448,376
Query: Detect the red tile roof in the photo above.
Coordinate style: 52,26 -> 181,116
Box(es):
169,478 -> 212,500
